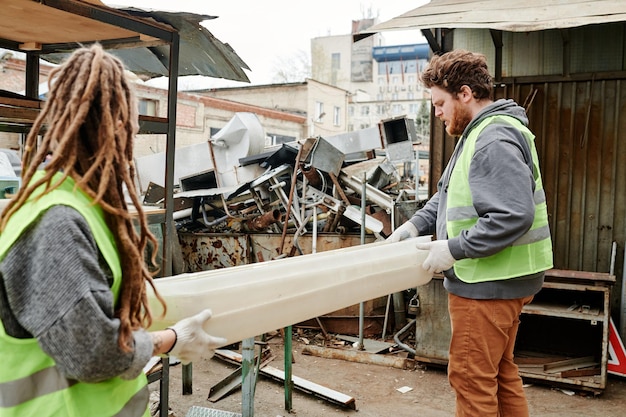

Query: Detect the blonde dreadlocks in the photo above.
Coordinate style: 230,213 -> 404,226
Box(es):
0,44 -> 167,351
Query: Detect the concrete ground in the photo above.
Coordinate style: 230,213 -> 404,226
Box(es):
152,333 -> 626,417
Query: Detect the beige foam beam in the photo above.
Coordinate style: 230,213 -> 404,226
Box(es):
148,237 -> 433,345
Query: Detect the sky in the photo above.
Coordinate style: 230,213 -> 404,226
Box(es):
106,1 -> 429,89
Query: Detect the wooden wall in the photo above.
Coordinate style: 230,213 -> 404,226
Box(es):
428,74 -> 626,313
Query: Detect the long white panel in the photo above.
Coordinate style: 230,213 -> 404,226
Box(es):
148,237 -> 433,345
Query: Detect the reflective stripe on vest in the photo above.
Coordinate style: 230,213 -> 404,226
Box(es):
0,172 -> 149,417
446,115 -> 553,283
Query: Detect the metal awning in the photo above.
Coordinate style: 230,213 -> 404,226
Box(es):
1,0 -> 249,82
0,0 -> 250,275
356,0 -> 626,40
92,7 -> 250,81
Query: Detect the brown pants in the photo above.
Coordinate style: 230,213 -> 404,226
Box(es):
447,293 -> 534,417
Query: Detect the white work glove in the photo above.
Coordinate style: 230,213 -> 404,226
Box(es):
168,309 -> 226,365
415,240 -> 456,273
387,221 -> 418,243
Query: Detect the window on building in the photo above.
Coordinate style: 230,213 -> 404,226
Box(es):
376,93 -> 383,101
348,106 -> 355,117
266,133 -> 296,147
361,106 -> 370,116
331,53 -> 340,70
315,101 -> 325,121
333,106 -> 340,126
138,99 -> 157,116
209,127 -> 221,137
409,103 -> 419,113
392,93 -> 398,100
408,92 -> 415,100
391,104 -> 402,114
408,75 -> 415,84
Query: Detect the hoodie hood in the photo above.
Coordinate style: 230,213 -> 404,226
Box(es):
462,99 -> 529,138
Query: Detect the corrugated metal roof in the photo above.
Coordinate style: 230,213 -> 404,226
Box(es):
360,0 -> 626,35
40,6 -> 250,81
1,1 -> 249,82
115,8 -> 250,81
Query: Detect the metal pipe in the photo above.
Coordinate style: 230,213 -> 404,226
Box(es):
280,146 -> 304,255
301,345 -> 413,370
290,213 -> 312,257
392,292 -> 407,331
339,172 -> 394,211
242,337 -> 255,417
301,165 -> 322,188
382,294 -> 392,339
312,207 -> 318,254
245,209 -> 281,231
284,326 -> 293,412
394,318 -> 417,356
357,172 -> 367,351
182,363 -> 192,395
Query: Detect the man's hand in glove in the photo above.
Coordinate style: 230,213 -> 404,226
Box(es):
415,240 -> 456,273
168,309 -> 226,365
386,222 -> 418,243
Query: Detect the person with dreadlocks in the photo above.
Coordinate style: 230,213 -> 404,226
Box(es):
0,44 -> 225,416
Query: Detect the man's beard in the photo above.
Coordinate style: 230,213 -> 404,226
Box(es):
446,101 -> 473,137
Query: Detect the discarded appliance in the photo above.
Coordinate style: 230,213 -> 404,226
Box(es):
380,115 -> 418,163
209,112 -> 266,187
300,136 -> 345,177
135,141 -> 214,192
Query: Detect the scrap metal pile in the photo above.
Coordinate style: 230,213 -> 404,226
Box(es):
139,112 -> 427,261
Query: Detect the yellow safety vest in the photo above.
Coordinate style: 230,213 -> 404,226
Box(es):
446,115 -> 553,283
0,173 -> 149,417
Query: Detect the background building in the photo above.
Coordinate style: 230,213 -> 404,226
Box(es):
311,20 -> 431,138
196,79 -> 349,144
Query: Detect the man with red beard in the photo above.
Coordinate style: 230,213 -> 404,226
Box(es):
388,50 -> 553,416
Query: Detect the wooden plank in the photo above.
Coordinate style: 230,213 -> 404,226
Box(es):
260,365 -> 356,410
561,368 -> 601,378
0,96 -> 42,109
545,268 -> 615,283
302,344 -> 413,370
544,356 -> 597,373
0,106 -> 40,122
515,356 -> 564,365
0,0 -> 139,45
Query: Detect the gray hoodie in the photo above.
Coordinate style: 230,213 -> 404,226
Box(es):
410,99 -> 545,299
0,205 -> 153,382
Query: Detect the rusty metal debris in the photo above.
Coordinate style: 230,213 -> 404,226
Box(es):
142,113 -> 427,263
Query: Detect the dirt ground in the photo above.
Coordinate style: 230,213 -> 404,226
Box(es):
151,330 -> 626,417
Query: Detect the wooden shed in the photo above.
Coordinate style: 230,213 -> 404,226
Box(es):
359,0 -> 626,392
363,0 -> 626,320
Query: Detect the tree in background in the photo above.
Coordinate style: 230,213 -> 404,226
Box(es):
272,49 -> 311,83
415,99 -> 430,143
